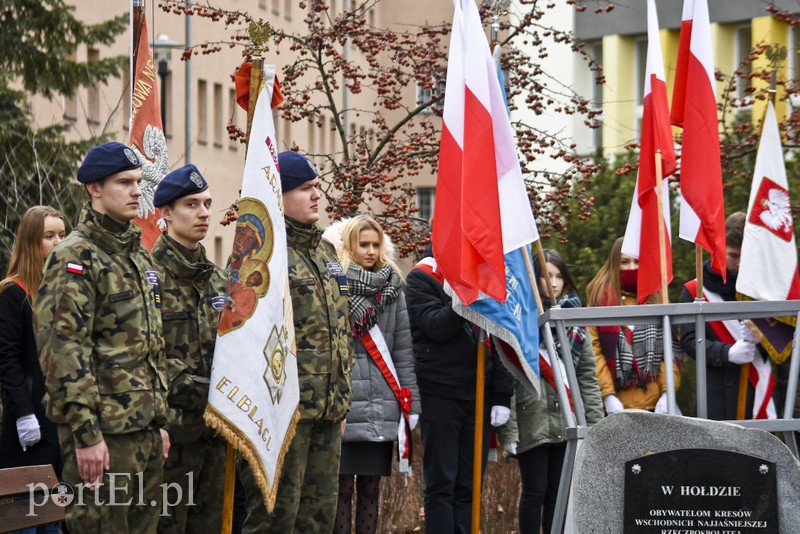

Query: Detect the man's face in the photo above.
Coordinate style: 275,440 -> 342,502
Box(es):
160,190 -> 213,250
726,246 -> 741,275
88,168 -> 143,224
283,178 -> 321,224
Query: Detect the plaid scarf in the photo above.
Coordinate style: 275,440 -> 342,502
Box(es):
347,263 -> 402,337
598,287 -> 682,389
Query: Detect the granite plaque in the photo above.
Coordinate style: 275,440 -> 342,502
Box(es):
624,449 -> 777,533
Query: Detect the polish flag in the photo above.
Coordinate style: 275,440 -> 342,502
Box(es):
433,0 -> 537,305
622,0 -> 676,304
737,101 -> 800,301
129,13 -> 169,251
670,0 -> 727,277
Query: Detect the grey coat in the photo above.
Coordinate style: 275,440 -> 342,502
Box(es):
342,291 -> 421,443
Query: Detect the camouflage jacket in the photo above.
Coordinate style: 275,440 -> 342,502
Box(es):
285,216 -> 353,422
151,234 -> 226,443
34,205 -> 168,448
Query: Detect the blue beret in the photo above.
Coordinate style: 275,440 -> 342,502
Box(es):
77,142 -> 141,184
278,151 -> 318,193
153,164 -> 209,207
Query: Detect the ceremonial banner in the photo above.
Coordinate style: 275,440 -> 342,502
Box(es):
737,101 -> 800,363
441,0 -> 540,393
204,64 -> 299,511
671,0 -> 727,276
622,0 -> 676,304
129,13 -> 169,250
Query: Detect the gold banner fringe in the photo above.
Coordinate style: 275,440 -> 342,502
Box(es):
737,293 -> 796,364
204,404 -> 300,512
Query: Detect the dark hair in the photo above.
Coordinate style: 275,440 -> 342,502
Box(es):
533,248 -> 579,297
725,211 -> 746,249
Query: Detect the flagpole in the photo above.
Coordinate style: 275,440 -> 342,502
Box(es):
131,0 -> 144,128
471,328 -> 486,534
654,150 -> 669,303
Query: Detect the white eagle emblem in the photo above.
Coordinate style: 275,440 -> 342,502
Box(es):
758,188 -> 792,234
130,124 -> 169,219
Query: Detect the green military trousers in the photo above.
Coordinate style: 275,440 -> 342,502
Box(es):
239,419 -> 342,533
58,425 -> 163,533
158,436 -> 226,533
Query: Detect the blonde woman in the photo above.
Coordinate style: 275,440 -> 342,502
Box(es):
324,215 -> 420,534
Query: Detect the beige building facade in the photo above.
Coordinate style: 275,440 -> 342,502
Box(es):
32,0 -> 453,265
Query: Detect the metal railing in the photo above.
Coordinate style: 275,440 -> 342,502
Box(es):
538,299 -> 800,534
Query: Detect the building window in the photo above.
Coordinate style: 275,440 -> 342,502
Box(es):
329,120 -> 336,157
368,8 -> 375,27
282,119 -> 291,150
214,236 -> 223,266
634,37 -> 647,140
87,48 -> 101,125
198,79 -> 208,144
259,0 -> 266,9
272,0 -> 279,16
735,24 -> 753,105
284,0 -> 291,20
308,117 -> 316,155
417,187 -> 436,222
416,75 -> 445,113
228,88 -> 239,150
65,52 -> 79,122
213,82 -> 223,148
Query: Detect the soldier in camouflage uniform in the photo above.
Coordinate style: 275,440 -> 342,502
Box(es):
238,150 -> 353,533
34,142 -> 170,533
150,165 -> 228,532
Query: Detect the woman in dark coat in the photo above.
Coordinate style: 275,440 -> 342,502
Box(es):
0,206 -> 65,474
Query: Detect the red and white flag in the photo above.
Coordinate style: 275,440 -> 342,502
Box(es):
433,0 -> 537,305
670,0 -> 727,277
129,13 -> 170,251
737,101 -> 800,302
622,0 -> 676,304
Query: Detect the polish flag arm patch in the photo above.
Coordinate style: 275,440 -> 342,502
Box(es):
66,262 -> 85,275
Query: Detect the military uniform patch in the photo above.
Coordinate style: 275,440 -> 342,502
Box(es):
145,270 -> 162,308
190,171 -> 204,189
326,262 -> 349,296
66,262 -> 84,275
123,147 -> 139,165
211,295 -> 226,310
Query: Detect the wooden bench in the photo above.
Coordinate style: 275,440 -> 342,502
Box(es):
0,465 -> 64,533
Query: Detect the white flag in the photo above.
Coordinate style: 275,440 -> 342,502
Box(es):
737,101 -> 800,301
204,64 -> 299,511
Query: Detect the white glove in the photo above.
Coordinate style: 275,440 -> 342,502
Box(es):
740,322 -> 759,345
409,414 -> 419,430
504,441 -> 518,455
655,392 -> 669,414
490,405 -> 511,427
16,414 -> 41,452
728,339 -> 756,365
603,394 -> 624,415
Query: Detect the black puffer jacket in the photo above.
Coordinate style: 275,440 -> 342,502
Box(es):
405,246 -> 513,407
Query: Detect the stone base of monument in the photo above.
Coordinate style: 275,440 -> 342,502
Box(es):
572,411 -> 800,533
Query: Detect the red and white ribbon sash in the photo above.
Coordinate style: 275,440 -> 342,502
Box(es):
685,281 -> 776,419
360,325 -> 413,472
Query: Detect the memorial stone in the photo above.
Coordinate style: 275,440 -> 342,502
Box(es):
572,411 -> 800,533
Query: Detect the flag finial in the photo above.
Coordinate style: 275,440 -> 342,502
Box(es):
249,20 -> 273,57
